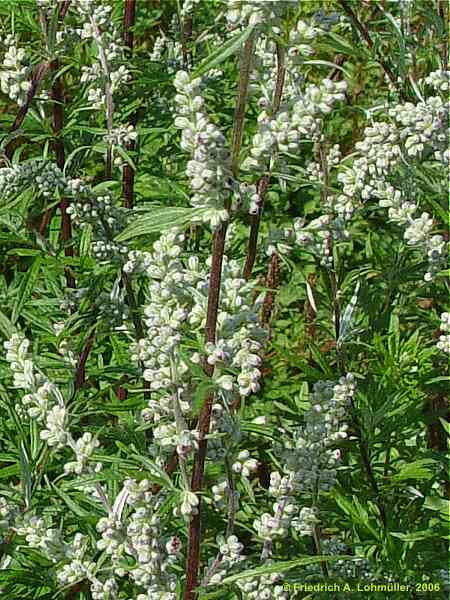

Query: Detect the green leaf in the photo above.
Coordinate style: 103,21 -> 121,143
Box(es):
0,188 -> 33,215
439,417 -> 450,436
0,309 -> 15,339
220,555 -> 354,585
393,459 -> 436,482
115,145 -> 137,170
319,32 -> 362,56
193,26 -> 254,77
19,441 -> 32,509
115,207 -> 206,241
333,492 -> 380,539
50,484 -> 93,518
11,255 -> 42,324
390,530 -> 433,543
304,60 -> 351,77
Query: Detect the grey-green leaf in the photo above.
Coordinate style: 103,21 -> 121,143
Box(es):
115,207 -> 206,242
11,255 -> 42,324
193,26 -> 254,77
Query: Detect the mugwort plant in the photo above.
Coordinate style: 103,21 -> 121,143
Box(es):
0,1 -> 448,599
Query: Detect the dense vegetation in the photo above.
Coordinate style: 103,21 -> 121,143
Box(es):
0,1 -> 448,598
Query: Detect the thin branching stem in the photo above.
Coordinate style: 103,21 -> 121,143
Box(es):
35,3 -> 75,288
201,456 -> 237,588
4,2 -> 71,161
231,32 -> 255,177
243,43 -> 285,280
338,0 -> 406,100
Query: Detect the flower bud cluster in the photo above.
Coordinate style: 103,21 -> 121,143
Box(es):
128,231 -> 197,392
235,182 -> 262,215
253,496 -> 299,541
388,95 -> 448,160
149,34 -> 167,61
0,160 -> 128,264
293,215 -> 349,268
181,0 -> 201,17
150,34 -> 183,72
226,0 -> 292,30
291,506 -> 319,536
4,334 -> 103,475
190,257 -> 267,399
104,124 -> 137,146
53,321 -> 77,368
153,423 -> 199,457
120,481 -> 178,596
205,535 -> 245,586
103,124 -> 138,168
64,432 -> 100,475
231,449 -> 258,478
335,81 -> 448,280
142,391 -> 189,428
65,178 -> 126,233
56,534 -> 96,586
92,240 -> 129,262
0,35 -> 31,106
4,335 -> 63,420
211,478 -> 231,509
437,312 -> 450,354
279,374 -> 355,494
254,375 -> 355,555
96,514 -> 127,561
74,1 -> 131,111
242,79 -> 347,174
0,497 -> 17,535
305,144 -> 341,184
235,570 -> 288,600
128,233 -> 267,445
249,19 -> 322,114
95,283 -> 130,329
0,160 -> 65,200
15,515 -> 68,562
206,402 -> 243,463
40,405 -> 69,448
424,69 -> 450,93
176,490 -> 200,517
3,334 -> 68,448
174,70 -> 232,228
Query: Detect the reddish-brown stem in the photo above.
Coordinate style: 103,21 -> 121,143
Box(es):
261,252 -> 280,326
4,1 -> 71,161
338,0 -> 405,100
180,15 -> 193,70
184,35 -> 255,600
47,58 -> 75,288
74,333 -> 95,392
59,0 -> 72,20
437,0 -> 448,70
185,226 -> 229,600
4,62 -> 48,160
123,0 -> 136,52
231,33 -> 255,176
34,3 -> 74,288
242,176 -> 269,281
242,43 -> 285,281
